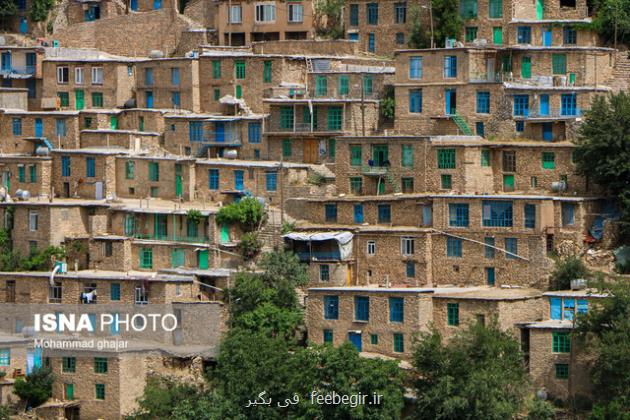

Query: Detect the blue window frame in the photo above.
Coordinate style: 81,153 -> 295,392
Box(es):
409,57 -> 423,79
563,26 -> 577,45
564,298 -> 575,321
324,296 -> 339,319
377,204 -> 391,223
406,261 -> 415,277
561,203 -> 575,226
320,264 -> 330,281
171,68 -> 180,85
266,172 -> 277,192
389,297 -> 404,322
444,56 -> 457,78
349,4 -> 359,26
145,68 -> 154,85
577,299 -> 588,314
56,119 -> 67,137
248,122 -> 261,143
505,238 -> 518,259
171,92 -> 181,108
353,204 -> 364,223
476,121 -> 485,137
524,204 -> 536,228
208,169 -> 219,190
12,118 -> 22,135
325,203 -> 337,222
349,33 -> 359,41
448,203 -> 469,227
234,170 -> 244,191
323,329 -> 333,343
476,91 -> 490,113
550,297 -> 562,320
61,156 -> 71,177
482,201 -> 513,227
515,121 -> 525,132
485,237 -> 495,258
110,283 -> 120,301
447,237 -> 463,257
368,33 -> 375,52
86,157 -> 96,177
367,3 -> 378,24
189,121 -> 203,142
561,93 -> 577,116
517,26 -> 532,44
355,296 -> 369,321
409,89 -> 422,113
513,95 -> 529,116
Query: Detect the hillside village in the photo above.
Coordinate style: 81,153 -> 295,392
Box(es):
0,0 -> 629,418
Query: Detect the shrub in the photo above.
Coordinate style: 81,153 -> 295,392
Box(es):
14,367 -> 54,408
239,232 -> 262,260
527,399 -> 556,420
215,198 -> 265,232
549,255 -> 590,290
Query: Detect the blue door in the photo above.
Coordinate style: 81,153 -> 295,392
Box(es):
130,0 -> 138,10
348,332 -> 362,351
542,122 -> 553,141
445,89 -> 456,114
1,52 -> 11,71
215,122 -> 225,142
539,94 -> 549,116
486,267 -> 495,286
542,27 -> 552,46
153,0 -> 162,9
146,92 -> 153,108
35,118 -> 43,137
353,204 -> 364,223
19,18 -> 27,34
234,170 -> 244,191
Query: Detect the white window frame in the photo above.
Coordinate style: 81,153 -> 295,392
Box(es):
28,211 -> 38,231
367,240 -> 376,256
255,2 -> 276,23
287,3 -> 304,23
400,237 -> 415,256
91,67 -> 103,85
56,66 -> 69,84
229,4 -> 242,23
75,67 -> 84,84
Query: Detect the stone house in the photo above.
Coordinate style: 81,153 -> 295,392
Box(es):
0,109 -> 81,153
135,57 -> 200,112
0,46 -> 45,110
52,149 -> 123,199
0,154 -> 52,198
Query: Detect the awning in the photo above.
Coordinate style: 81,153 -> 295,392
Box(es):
283,231 -> 353,245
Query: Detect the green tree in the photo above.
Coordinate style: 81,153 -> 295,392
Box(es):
0,0 -> 17,29
527,398 -> 556,420
216,197 -> 265,232
575,92 -> 630,238
549,255 -> 590,290
411,322 -> 529,420
575,280 -> 630,416
313,0 -> 344,40
13,367 -> 54,409
29,0 -> 54,22
432,0 -> 463,47
590,0 -> 630,46
408,5 -> 432,48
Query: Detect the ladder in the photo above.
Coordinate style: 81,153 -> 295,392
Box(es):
451,113 -> 473,135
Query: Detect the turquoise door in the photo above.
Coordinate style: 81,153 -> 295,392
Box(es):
353,204 -> 364,223
539,94 -> 549,116
348,332 -> 362,351
220,224 -> 229,243
542,27 -> 552,46
445,89 -> 456,114
198,249 -> 209,269
542,123 -> 553,141
35,118 -> 43,137
486,267 -> 496,286
234,170 -> 244,191
1,52 -> 11,71
19,18 -> 27,34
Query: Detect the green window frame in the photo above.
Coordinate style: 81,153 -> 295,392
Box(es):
212,60 -> 221,79
489,0 -> 502,17
350,177 -> 362,194
263,61 -> 272,83
279,106 -> 294,129
124,215 -> 135,236
18,166 -> 25,182
315,76 -> 328,96
94,357 -> 108,373
393,333 -> 404,352
148,162 -> 159,181
171,248 -> 185,268
328,138 -> 336,159
125,161 -> 135,179
555,363 -> 569,379
111,283 -> 121,300
323,329 -> 333,343
437,148 -> 456,169
57,92 -> 69,107
338,75 -> 349,95
213,88 -> 221,101
363,75 -> 373,95
447,303 -> 459,325
29,165 -> 36,182
0,349 -> 10,366
552,54 -> 567,75
62,357 -> 76,373
371,334 -> 378,345
282,139 -> 292,157
95,383 -> 105,400
465,26 -> 478,42
481,149 -> 491,166
552,332 -> 571,353
441,174 -> 452,189
542,152 -> 555,169
350,145 -> 362,166
402,144 -> 413,167
91,92 -> 103,107
327,106 -> 343,130
234,60 -> 245,79
140,248 -> 153,269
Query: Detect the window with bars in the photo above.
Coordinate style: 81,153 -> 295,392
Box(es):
393,333 -> 404,352
441,174 -> 452,189
389,298 -> 404,322
449,204 -> 469,227
555,363 -> 569,379
367,3 -> 378,24
524,204 -> 536,228
315,76 -> 328,96
552,332 -> 571,353
447,237 -> 463,257
561,93 -> 577,116
94,357 -> 108,373
324,296 -> 339,319
552,54 -> 567,74
502,151 -> 516,172
437,148 -> 456,169
542,152 -> 556,169
505,238 -> 518,259
513,95 -> 529,116
208,169 -> 219,190
327,107 -> 343,130
355,296 -> 369,321
279,106 -> 294,129
234,60 -> 245,79
447,303 -> 459,325
484,237 -> 495,258
482,202 -> 513,229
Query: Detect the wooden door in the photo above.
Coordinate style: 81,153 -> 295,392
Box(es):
304,139 -> 318,163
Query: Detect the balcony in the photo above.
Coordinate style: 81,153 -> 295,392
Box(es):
296,251 -> 341,261
0,65 -> 36,77
518,108 -> 583,120
133,233 -> 209,243
469,72 -> 502,83
267,118 -> 345,134
362,165 -> 388,176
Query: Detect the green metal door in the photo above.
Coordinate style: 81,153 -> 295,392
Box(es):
75,90 -> 84,110
378,180 -> 385,195
536,0 -> 543,19
110,116 -> 118,129
503,174 -> 515,191
198,249 -> 209,269
220,224 -> 229,243
521,57 -> 532,79
175,164 -> 183,197
493,27 -> 503,45
154,214 -> 167,239
65,383 -> 74,400
372,145 -> 388,166
171,249 -> 185,268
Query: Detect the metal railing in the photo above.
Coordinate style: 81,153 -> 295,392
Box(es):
523,108 -> 583,119
133,233 -> 209,243
0,65 -> 35,75
267,119 -> 343,133
469,72 -> 502,83
296,251 -> 341,261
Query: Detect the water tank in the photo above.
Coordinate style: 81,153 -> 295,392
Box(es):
570,278 -> 588,290
35,146 -> 50,156
551,181 -> 567,192
14,189 -> 31,200
223,150 -> 238,159
0,36 -> 6,46
54,261 -> 68,274
149,50 -> 165,58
